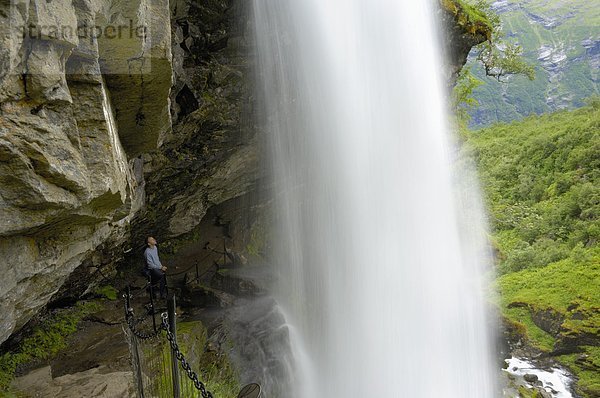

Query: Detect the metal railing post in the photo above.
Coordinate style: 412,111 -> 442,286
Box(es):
148,281 -> 157,333
168,295 -> 180,398
125,286 -> 145,397
125,286 -> 131,314
131,332 -> 145,398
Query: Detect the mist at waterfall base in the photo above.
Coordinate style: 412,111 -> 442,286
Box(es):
252,0 -> 497,396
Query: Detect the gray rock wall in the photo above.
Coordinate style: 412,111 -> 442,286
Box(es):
132,0 -> 260,241
0,0 -> 171,344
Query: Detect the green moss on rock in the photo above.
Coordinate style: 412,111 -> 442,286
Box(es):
94,285 -> 118,301
557,346 -> 600,397
440,0 -> 494,40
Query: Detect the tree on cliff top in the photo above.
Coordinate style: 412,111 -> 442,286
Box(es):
448,0 -> 535,121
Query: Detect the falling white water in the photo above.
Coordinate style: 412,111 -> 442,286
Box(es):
253,0 -> 497,396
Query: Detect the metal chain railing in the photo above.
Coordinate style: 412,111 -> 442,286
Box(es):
125,307 -> 164,340
123,272 -> 261,398
161,313 -> 214,398
168,251 -> 214,277
124,289 -> 215,397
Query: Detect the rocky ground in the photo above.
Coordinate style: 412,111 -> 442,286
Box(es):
10,299 -> 133,397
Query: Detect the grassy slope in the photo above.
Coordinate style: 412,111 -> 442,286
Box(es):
466,0 -> 600,127
463,104 -> 600,396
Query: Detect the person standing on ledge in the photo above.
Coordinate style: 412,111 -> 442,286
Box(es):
144,236 -> 168,299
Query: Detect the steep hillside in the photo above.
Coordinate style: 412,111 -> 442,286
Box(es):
466,0 -> 599,126
463,104 -> 600,397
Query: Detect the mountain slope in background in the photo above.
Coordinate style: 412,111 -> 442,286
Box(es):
466,0 -> 599,127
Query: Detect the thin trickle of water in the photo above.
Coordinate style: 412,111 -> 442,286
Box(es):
253,0 -> 497,396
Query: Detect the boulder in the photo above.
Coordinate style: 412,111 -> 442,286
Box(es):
523,373 -> 538,383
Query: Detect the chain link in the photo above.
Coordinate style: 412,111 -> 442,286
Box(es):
126,309 -> 164,340
161,313 -> 214,398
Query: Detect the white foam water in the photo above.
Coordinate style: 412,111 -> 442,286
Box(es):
252,0 -> 498,396
505,357 -> 574,398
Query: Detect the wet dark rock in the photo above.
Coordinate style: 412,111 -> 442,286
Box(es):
181,282 -> 236,308
524,373 -> 538,383
570,311 -> 585,321
536,388 -> 553,398
531,308 -> 565,336
227,297 -> 295,398
211,266 -> 272,297
85,309 -> 123,326
124,0 -> 261,252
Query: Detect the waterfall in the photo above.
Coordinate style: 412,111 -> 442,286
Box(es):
252,0 -> 497,396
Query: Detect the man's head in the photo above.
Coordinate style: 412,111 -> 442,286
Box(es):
147,236 -> 157,246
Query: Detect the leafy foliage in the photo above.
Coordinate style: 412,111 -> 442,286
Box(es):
442,0 -> 497,36
452,68 -> 484,123
455,0 -> 535,81
465,104 -> 599,396
465,105 -> 599,274
477,41 -> 535,82
450,0 -> 535,118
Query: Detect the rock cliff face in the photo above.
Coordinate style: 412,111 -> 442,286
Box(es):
438,0 -> 491,87
0,0 -> 171,344
137,0 -> 258,240
0,0 -> 486,345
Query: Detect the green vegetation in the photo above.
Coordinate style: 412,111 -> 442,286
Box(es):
441,0 -> 496,38
94,285 -> 118,300
445,0 -> 535,82
518,385 -> 547,398
557,346 -> 600,396
449,0 -> 535,122
466,105 -> 599,274
497,251 -> 599,348
177,321 -> 239,397
143,320 -> 239,397
464,104 -> 599,396
465,0 -> 600,126
0,301 -> 102,394
452,67 -> 484,123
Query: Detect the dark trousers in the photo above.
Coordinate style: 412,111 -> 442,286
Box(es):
148,268 -> 167,298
